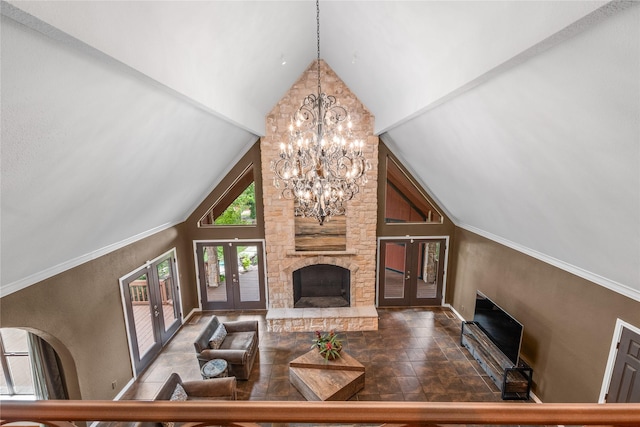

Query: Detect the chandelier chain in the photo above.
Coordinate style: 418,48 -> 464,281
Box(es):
316,0 -> 321,96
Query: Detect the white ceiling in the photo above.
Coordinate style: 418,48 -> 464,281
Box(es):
1,1 -> 638,300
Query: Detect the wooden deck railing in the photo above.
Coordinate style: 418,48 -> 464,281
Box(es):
2,400 -> 640,426
129,279 -> 172,305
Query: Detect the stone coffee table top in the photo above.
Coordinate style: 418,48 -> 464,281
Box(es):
289,349 -> 365,401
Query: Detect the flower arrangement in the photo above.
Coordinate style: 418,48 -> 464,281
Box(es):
312,330 -> 343,361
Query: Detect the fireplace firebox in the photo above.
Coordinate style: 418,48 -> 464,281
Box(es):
293,264 -> 350,308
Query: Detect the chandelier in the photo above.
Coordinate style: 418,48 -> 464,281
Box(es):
271,0 -> 371,225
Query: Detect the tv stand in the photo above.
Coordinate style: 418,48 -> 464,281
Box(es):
461,321 -> 532,400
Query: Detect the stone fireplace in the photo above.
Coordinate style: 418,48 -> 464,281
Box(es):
261,60 -> 379,332
293,264 -> 350,308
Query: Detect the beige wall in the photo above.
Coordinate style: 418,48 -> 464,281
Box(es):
3,164 -> 639,403
449,227 -> 640,402
0,225 -> 194,400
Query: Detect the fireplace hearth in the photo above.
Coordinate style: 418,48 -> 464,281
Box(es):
293,264 -> 350,308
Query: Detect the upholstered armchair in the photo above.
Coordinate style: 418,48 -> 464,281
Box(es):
193,315 -> 259,380
133,373 -> 236,427
154,372 -> 236,401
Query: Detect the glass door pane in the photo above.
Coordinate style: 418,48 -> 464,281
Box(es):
237,245 -> 260,302
202,245 -> 229,304
383,242 -> 407,300
416,241 -> 439,299
156,259 -> 177,332
128,273 -> 156,358
153,255 -> 181,343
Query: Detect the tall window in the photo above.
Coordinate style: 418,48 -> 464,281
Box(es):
0,328 -> 35,400
198,165 -> 257,226
385,156 -> 443,224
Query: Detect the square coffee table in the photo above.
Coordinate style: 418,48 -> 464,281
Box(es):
289,349 -> 365,401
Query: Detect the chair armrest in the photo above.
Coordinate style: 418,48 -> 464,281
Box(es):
182,377 -> 237,399
223,320 -> 258,333
199,348 -> 247,364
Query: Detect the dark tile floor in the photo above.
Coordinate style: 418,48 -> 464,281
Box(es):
122,307 -> 528,403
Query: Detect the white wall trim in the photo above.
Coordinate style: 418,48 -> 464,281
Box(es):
458,223 -> 640,303
445,303 -> 464,322
0,221 -> 181,298
598,318 -> 640,403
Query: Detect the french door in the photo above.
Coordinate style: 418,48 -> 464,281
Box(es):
196,241 -> 266,310
378,238 -> 446,306
606,326 -> 640,402
120,250 -> 181,375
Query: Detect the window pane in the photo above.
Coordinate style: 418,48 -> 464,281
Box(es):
7,356 -> 34,394
385,157 -> 443,224
198,165 -> 257,227
0,329 -> 29,353
214,182 -> 256,225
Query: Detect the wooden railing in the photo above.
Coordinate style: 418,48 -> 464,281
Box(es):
129,279 -> 172,305
2,400 -> 640,426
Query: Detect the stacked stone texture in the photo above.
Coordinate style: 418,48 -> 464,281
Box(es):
260,60 -> 378,313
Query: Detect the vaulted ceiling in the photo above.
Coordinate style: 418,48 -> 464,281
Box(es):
1,1 -> 638,301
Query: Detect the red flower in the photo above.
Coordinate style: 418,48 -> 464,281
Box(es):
326,342 -> 332,350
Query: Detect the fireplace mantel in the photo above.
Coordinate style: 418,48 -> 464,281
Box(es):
286,250 -> 357,257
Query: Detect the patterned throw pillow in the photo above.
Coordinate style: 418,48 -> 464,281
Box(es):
164,383 -> 188,427
169,383 -> 188,401
209,324 -> 228,349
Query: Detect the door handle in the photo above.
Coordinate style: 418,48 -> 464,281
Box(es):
154,310 -> 159,317
406,271 -> 411,280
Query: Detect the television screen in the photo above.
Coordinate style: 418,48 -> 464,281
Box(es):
473,291 -> 523,365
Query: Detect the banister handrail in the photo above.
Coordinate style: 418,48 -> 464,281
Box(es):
2,400 -> 640,426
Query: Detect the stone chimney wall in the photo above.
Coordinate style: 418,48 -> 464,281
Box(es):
260,60 -> 378,311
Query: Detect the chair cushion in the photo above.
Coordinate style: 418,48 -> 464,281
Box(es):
209,324 -> 227,349
219,331 -> 256,353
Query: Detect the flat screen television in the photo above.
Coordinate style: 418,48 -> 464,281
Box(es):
473,291 -> 523,365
